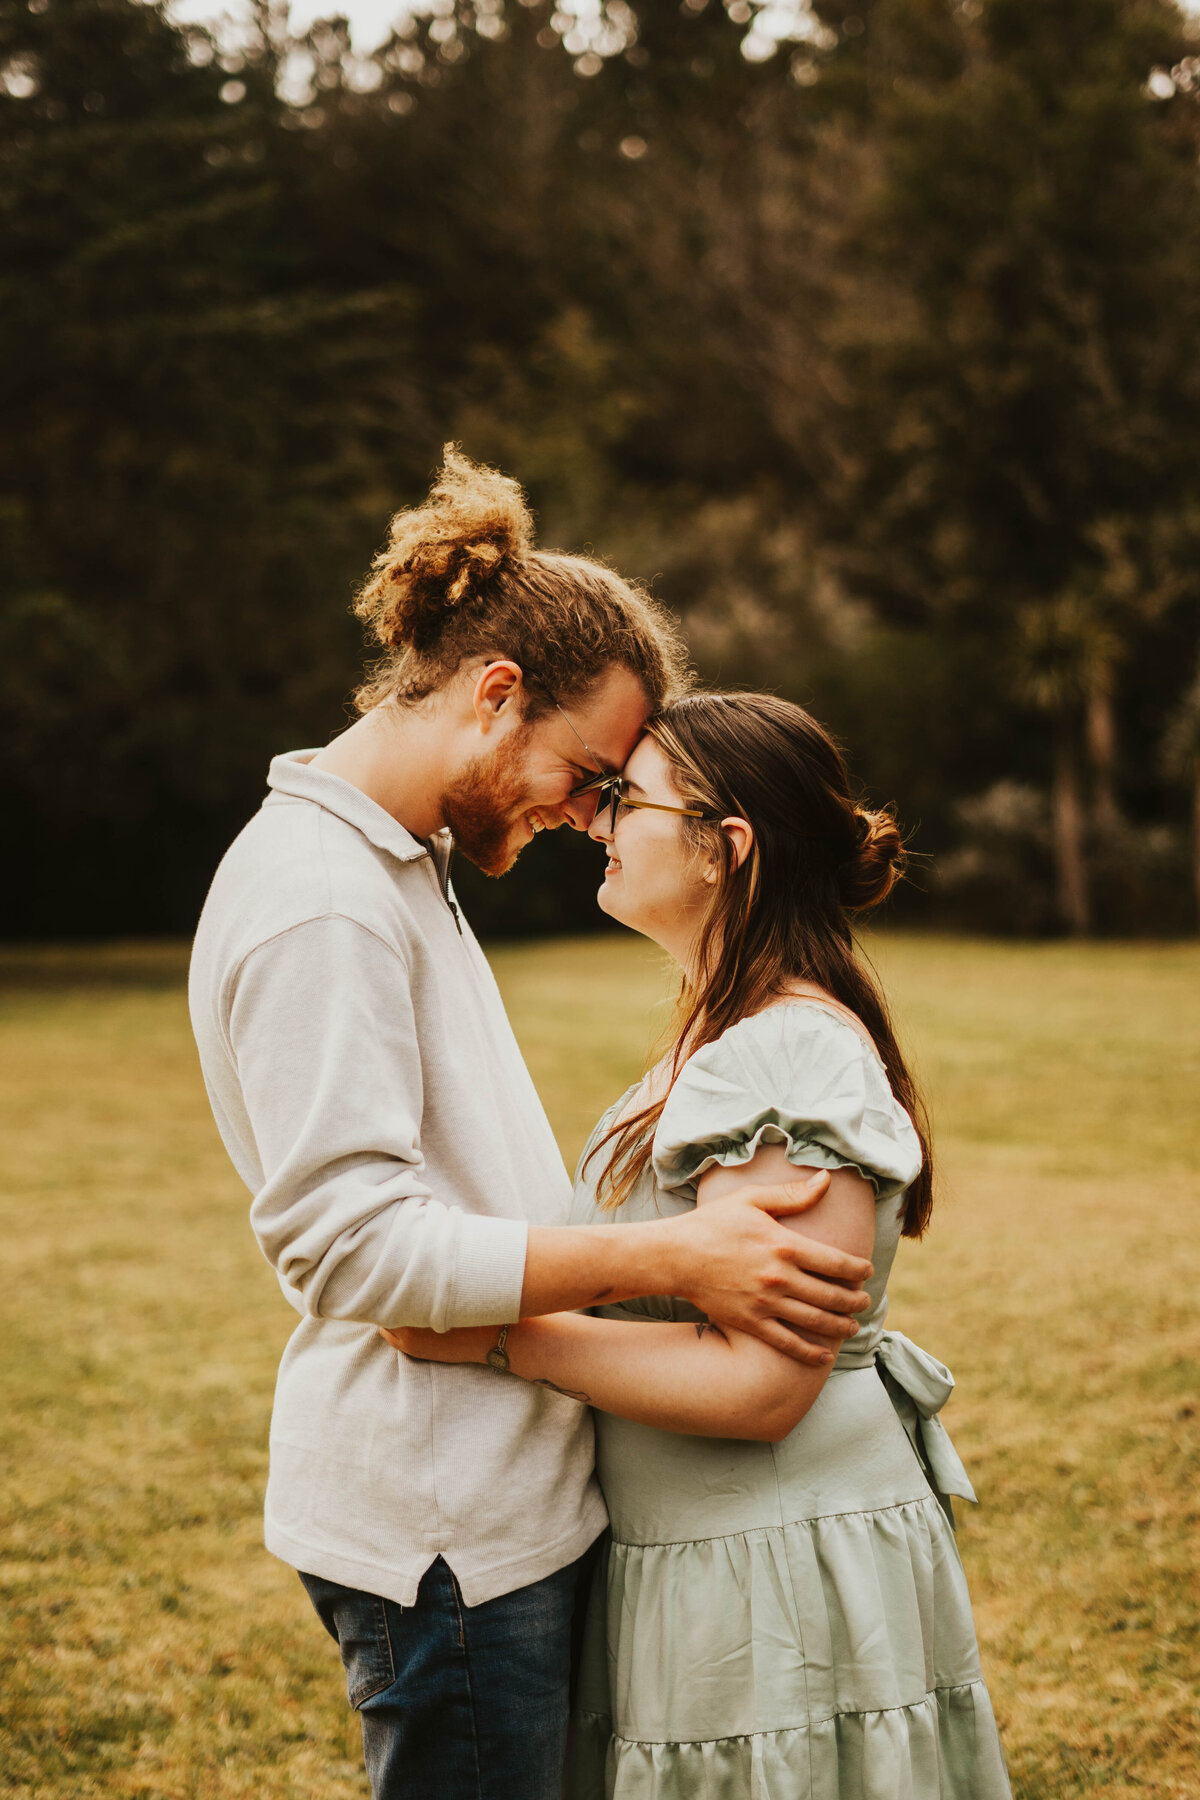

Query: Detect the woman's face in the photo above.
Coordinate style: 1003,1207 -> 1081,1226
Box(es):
589,736 -> 716,961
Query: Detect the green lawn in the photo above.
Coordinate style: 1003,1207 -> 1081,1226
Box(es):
1,933 -> 1197,1799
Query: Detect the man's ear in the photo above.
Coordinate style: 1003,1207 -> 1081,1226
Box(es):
470,660 -> 525,731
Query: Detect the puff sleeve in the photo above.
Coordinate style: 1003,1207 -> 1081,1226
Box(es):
651,1003 -> 921,1203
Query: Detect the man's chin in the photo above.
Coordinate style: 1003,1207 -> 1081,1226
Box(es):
441,729 -> 540,880
457,827 -> 528,880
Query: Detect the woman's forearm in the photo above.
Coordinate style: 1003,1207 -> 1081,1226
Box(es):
505,1312 -> 828,1441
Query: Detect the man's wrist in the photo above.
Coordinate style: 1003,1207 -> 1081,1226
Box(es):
639,1213 -> 695,1301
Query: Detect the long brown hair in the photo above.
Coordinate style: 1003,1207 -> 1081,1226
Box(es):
587,692 -> 934,1237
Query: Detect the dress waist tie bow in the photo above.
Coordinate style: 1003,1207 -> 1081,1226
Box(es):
874,1329 -> 978,1521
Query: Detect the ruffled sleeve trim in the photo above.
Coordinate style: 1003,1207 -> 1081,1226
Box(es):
659,1119 -> 895,1195
651,1003 -> 922,1204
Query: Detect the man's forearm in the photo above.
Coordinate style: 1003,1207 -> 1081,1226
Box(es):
518,1179 -> 873,1368
519,1220 -> 687,1318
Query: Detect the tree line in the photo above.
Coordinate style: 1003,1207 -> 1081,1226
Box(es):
2,0 -> 1199,938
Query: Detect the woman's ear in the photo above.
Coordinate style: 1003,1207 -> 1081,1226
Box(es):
702,816 -> 753,881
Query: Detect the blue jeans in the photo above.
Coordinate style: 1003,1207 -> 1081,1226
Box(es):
300,1547 -> 598,1800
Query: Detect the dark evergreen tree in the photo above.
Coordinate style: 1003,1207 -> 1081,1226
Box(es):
2,0 -> 1198,936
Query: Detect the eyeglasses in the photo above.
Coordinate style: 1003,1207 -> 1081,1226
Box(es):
567,766 -> 708,835
546,695 -> 707,832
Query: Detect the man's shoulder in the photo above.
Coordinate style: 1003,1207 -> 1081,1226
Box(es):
193,794 -> 428,981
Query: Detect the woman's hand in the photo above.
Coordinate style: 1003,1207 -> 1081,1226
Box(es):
379,1324 -> 499,1364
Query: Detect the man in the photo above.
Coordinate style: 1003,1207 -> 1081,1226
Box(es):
189,449 -> 871,1800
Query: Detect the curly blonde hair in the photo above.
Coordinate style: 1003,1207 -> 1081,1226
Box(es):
353,446 -> 691,714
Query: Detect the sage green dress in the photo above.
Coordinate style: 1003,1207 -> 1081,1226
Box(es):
565,1001 -> 1011,1800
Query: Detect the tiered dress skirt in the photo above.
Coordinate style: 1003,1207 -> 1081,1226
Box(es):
566,1355 -> 1011,1800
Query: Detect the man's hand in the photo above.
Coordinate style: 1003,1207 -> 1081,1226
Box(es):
384,1175 -> 869,1371
519,1174 -> 873,1345
672,1172 -> 873,1366
380,1324 -> 494,1363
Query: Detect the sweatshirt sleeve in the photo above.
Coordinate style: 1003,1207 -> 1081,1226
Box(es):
228,912 -> 529,1331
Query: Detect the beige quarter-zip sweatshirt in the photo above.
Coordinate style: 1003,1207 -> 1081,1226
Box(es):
189,750 -> 605,1606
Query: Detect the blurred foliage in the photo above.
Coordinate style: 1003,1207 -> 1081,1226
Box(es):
1,0 -> 1199,935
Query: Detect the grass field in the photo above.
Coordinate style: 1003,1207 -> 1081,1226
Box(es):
1,932 -> 1198,1799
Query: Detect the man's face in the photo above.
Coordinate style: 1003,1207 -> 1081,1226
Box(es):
444,664 -> 652,877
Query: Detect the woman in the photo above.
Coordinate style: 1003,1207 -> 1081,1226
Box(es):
388,692 -> 1011,1799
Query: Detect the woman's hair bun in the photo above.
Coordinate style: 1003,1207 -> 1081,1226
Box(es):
354,444 -> 534,652
837,806 -> 906,911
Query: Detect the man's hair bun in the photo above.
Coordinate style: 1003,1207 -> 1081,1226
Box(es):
354,445 -> 534,653
349,444 -> 692,717
837,807 -> 906,911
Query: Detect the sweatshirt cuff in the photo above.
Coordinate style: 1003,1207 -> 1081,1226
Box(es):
436,1213 -> 530,1331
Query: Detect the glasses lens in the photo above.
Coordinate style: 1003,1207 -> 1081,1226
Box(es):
567,771 -> 608,824
568,770 -> 609,799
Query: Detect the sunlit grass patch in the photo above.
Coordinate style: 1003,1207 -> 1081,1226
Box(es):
1,932 -> 1197,1797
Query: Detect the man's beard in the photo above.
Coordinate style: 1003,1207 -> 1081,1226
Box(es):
442,725 -> 536,878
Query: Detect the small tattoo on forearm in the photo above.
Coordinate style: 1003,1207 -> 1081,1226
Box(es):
694,1321 -> 718,1341
531,1377 -> 592,1403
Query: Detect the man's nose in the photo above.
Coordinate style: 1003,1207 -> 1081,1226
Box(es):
563,789 -> 602,834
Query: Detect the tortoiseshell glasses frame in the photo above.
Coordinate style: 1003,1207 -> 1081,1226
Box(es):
566,766 -> 709,835
550,698 -> 711,832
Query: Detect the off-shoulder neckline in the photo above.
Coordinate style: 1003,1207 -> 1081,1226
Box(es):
600,995 -> 886,1143
733,995 -> 885,1066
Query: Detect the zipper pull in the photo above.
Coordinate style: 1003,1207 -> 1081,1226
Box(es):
426,828 -> 464,933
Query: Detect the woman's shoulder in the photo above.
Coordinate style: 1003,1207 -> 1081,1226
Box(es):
684,995 -> 884,1082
